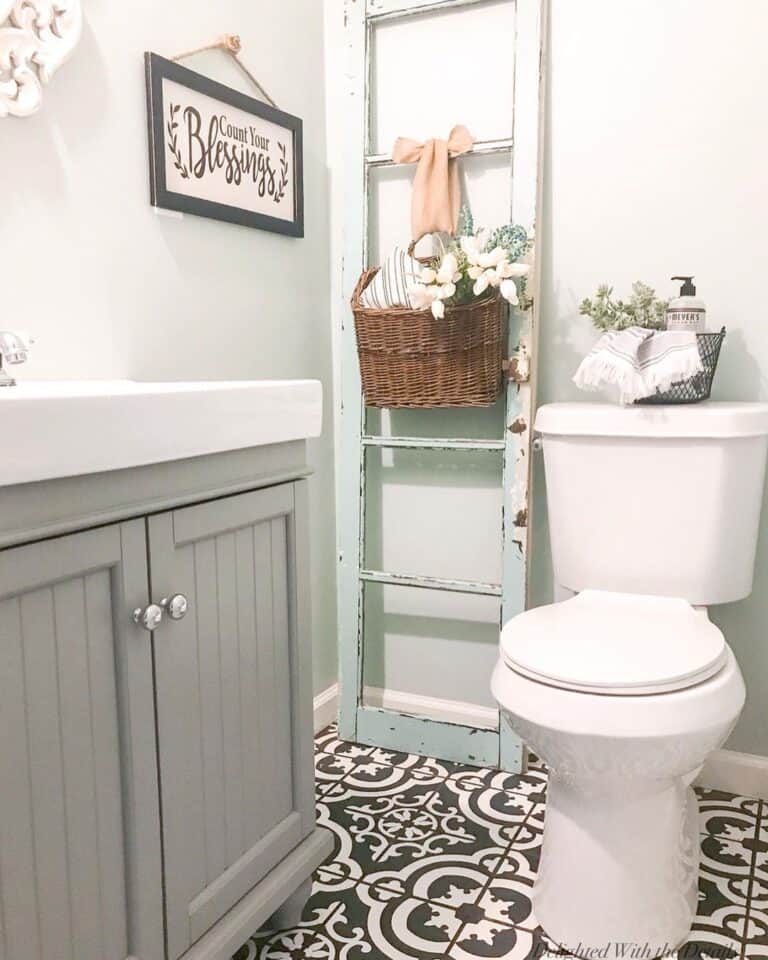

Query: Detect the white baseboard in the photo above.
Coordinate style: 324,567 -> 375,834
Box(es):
313,682 -> 339,733
312,683 -> 498,734
313,686 -> 767,798
697,748 -> 768,799
362,686 -> 499,730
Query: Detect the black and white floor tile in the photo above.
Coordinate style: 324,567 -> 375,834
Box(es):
233,726 -> 767,960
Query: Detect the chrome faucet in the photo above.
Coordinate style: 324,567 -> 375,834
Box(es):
0,331 -> 32,386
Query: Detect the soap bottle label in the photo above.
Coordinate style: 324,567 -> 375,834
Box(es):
666,308 -> 705,332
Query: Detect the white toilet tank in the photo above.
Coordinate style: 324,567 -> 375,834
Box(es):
536,402 -> 768,605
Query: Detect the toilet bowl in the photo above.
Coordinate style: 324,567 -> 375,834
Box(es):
490,401 -> 768,959
492,590 -> 745,958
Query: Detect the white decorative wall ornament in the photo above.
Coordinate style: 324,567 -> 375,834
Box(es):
0,0 -> 82,118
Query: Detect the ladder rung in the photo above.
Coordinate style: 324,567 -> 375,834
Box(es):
368,0 -> 496,24
360,569 -> 502,597
362,435 -> 504,452
365,137 -> 513,169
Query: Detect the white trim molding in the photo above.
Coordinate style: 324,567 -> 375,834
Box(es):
313,683 -> 499,735
362,687 -> 499,731
313,683 -> 339,733
697,748 -> 768,800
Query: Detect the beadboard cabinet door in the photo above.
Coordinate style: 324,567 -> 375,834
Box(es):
0,521 -> 164,960
149,482 -> 315,960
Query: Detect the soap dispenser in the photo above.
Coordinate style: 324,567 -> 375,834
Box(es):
666,276 -> 706,332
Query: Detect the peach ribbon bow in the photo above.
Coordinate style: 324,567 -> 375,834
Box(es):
391,125 -> 475,243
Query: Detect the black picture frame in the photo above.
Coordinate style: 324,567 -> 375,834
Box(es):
144,52 -> 304,238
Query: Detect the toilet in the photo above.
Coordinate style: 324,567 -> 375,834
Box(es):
491,401 -> 768,958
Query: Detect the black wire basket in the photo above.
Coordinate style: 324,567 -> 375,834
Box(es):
635,327 -> 726,405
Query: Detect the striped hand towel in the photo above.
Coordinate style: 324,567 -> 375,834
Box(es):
573,326 -> 703,404
359,245 -> 423,309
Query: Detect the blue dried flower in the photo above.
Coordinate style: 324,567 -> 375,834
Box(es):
486,223 -> 530,261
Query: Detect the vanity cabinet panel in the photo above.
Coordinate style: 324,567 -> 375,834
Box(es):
0,522 -> 164,960
148,483 -> 315,959
0,457 -> 326,960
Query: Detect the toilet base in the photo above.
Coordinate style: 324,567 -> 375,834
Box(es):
534,774 -> 699,959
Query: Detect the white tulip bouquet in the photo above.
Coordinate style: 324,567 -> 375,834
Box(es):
408,215 -> 532,320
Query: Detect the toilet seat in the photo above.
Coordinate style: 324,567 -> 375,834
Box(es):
500,589 -> 727,696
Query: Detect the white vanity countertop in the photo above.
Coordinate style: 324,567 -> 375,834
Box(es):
0,379 -> 323,487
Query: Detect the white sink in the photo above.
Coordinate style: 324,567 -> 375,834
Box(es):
1,379 -> 322,487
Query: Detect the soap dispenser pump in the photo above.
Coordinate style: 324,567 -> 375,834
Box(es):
666,276 -> 706,332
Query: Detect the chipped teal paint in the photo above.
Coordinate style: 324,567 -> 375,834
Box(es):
499,0 -> 548,771
356,707 -> 500,769
336,0 -> 548,772
366,0 -> 500,22
360,569 -> 502,597
361,435 -> 505,452
337,0 -> 367,743
365,137 -> 515,167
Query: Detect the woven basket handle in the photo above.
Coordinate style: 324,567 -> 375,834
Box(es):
408,237 -> 439,266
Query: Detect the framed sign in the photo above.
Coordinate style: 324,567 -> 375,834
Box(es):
144,52 -> 304,237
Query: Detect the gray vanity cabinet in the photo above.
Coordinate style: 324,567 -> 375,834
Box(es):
0,520 -> 164,960
0,454 -> 330,960
149,484 -> 315,960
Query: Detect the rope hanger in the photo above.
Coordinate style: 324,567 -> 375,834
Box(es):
170,34 -> 278,108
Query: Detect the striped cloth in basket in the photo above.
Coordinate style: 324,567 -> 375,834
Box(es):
358,245 -> 422,309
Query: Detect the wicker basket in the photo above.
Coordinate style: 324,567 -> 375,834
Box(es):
635,328 -> 726,405
351,267 -> 505,408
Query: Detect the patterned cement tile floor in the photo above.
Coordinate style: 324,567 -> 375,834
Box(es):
234,723 -> 768,960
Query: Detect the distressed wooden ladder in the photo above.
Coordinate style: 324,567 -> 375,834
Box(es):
336,0 -> 548,772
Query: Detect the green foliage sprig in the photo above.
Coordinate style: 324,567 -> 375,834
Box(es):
580,282 -> 667,332
456,206 -> 531,261
457,204 -> 474,237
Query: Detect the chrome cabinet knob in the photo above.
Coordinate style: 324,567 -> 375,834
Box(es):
132,603 -> 164,631
161,593 -> 189,620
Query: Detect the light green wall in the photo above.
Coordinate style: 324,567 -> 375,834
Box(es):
326,0 -> 768,755
531,0 -> 768,755
1,1 -> 338,694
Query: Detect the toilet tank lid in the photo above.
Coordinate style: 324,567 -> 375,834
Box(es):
535,402 -> 768,439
